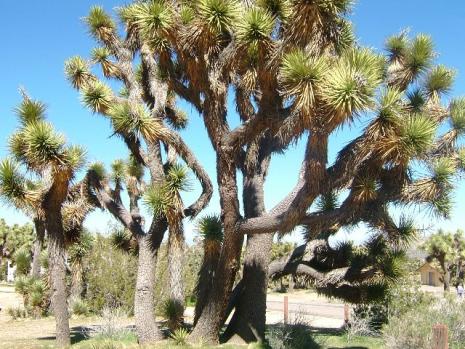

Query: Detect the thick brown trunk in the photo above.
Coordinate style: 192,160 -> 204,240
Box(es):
167,221 -> 185,321
31,218 -> 45,278
46,217 -> 71,348
224,170 -> 273,343
194,242 -> 221,326
190,155 -> 242,344
134,234 -> 164,343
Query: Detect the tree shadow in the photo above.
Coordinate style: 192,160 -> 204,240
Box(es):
36,325 -> 90,345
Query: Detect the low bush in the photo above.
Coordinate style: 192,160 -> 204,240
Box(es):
383,295 -> 465,349
266,316 -> 319,349
84,235 -> 137,314
72,299 -> 90,317
162,298 -> 184,332
170,328 -> 189,346
6,306 -> 27,320
14,275 -> 48,318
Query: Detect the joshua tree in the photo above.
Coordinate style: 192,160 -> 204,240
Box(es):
0,94 -> 91,347
65,7 -> 213,341
116,0 -> 465,343
71,0 -> 465,343
423,229 -> 465,291
144,162 -> 191,322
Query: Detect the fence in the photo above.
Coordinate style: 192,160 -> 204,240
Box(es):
273,296 -> 450,348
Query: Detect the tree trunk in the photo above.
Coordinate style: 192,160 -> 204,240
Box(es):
194,240 -> 221,326
46,217 -> 70,348
70,262 -> 83,301
443,262 -> 451,292
167,220 -> 186,323
134,234 -> 163,343
31,218 -> 45,278
190,155 -> 243,344
223,170 -> 273,343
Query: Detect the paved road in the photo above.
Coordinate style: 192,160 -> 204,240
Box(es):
267,299 -> 345,320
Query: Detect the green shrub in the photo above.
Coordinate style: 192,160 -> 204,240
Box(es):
72,299 -> 90,316
266,321 -> 319,349
13,248 -> 31,276
383,295 -> 465,349
6,306 -> 27,320
14,276 -> 48,318
170,327 -> 189,346
84,235 -> 137,314
162,298 -> 184,332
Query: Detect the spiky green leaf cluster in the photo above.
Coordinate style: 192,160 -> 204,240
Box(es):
431,157 -> 456,186
377,87 -> 402,124
111,159 -> 126,182
236,7 -> 275,50
119,1 -> 172,44
400,114 -> 436,157
425,65 -> 455,98
85,6 -> 116,39
257,0 -> 290,19
404,34 -> 434,79
0,158 -> 27,205
165,163 -> 191,193
81,80 -> 113,114
65,145 -> 87,172
385,32 -> 408,61
20,121 -> 66,168
316,191 -> 339,212
406,89 -> 426,112
91,47 -> 111,63
324,48 -> 384,117
88,162 -> 107,181
108,102 -> 163,141
280,50 -> 327,113
64,56 -> 94,89
450,98 -> 465,133
197,214 -> 223,241
197,0 -> 239,34
14,98 -> 46,126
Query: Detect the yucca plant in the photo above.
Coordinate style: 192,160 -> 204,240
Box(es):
66,5 -> 214,342
0,93 -> 92,348
144,163 -> 191,321
69,0 -> 465,345
170,327 -> 190,346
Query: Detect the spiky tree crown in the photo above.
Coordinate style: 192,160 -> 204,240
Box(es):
0,94 -> 89,241
67,0 -> 465,305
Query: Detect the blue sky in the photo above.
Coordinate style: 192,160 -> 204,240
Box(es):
0,1 -> 465,243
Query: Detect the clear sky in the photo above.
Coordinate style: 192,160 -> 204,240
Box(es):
1,1 -> 465,244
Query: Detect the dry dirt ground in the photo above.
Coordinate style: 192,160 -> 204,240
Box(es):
0,285 -> 344,348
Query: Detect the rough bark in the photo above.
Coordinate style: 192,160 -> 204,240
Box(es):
31,218 -> 45,278
167,220 -> 186,320
134,234 -> 164,343
224,159 -> 272,343
70,262 -> 83,301
193,240 -> 221,326
46,217 -> 70,348
190,154 -> 243,344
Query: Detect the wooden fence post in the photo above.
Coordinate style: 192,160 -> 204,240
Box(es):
432,324 -> 448,349
344,304 -> 350,325
283,296 -> 289,324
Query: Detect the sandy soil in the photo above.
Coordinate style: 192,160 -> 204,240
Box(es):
0,284 -> 343,347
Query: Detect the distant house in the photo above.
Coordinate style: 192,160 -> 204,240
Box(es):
417,262 -> 442,287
